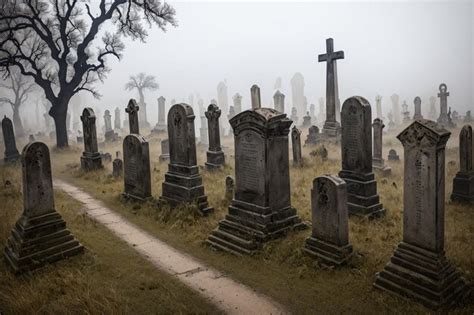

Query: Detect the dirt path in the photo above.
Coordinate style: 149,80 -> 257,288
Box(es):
55,179 -> 286,315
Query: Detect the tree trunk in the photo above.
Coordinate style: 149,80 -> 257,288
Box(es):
50,97 -> 70,148
12,103 -> 25,137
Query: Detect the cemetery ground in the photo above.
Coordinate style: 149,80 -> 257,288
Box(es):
1,128 -> 473,314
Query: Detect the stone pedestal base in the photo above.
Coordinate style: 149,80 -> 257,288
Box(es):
4,150 -> 20,163
207,200 -> 306,255
4,211 -> 84,274
104,130 -> 119,142
304,237 -> 353,266
451,172 -> 474,204
339,170 -> 385,218
159,165 -> 213,215
80,152 -> 103,171
321,120 -> 341,137
374,242 -> 471,309
205,150 -> 225,170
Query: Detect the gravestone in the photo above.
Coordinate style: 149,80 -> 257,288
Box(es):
309,103 -> 316,121
375,119 -> 470,309
4,142 -> 83,274
28,134 -> 35,143
451,125 -> 474,203
290,107 -> 298,125
452,110 -> 459,123
391,94 -> 401,125
447,107 -> 456,128
273,90 -> 285,113
464,110 -> 472,123
2,116 -> 20,162
429,96 -> 437,120
318,97 -> 325,124
305,125 -> 321,146
233,93 -> 242,114
402,100 -> 410,124
251,85 -> 261,110
387,148 -> 399,161
228,106 -> 236,121
413,96 -> 423,120
302,112 -> 312,127
112,151 -> 123,178
126,99 -> 140,134
114,107 -> 121,130
122,134 -> 151,201
339,97 -> 385,217
319,38 -> 344,137
387,111 -> 395,130
304,175 -> 353,266
159,138 -> 170,162
205,104 -> 225,170
291,126 -> 302,166
375,95 -> 383,119
225,175 -> 234,201
199,115 -> 208,146
217,81 -> 229,125
153,96 -> 167,133
159,104 -> 213,215
104,110 -> 118,142
290,72 -> 306,119
437,83 -> 451,127
207,108 -> 305,255
372,118 -> 392,176
80,108 -> 103,171
320,145 -> 328,160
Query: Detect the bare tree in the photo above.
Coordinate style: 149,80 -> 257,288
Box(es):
0,68 -> 36,136
0,0 -> 176,147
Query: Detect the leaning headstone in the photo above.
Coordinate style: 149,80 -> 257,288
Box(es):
114,107 -> 121,130
374,119 -> 470,309
2,116 -> 20,163
387,148 -> 399,161
122,134 -> 151,201
205,104 -> 225,169
273,90 -> 285,113
126,99 -> 140,134
159,104 -> 213,215
304,175 -> 353,266
112,151 -> 123,178
4,142 -> 84,274
339,97 -> 385,217
250,85 -> 261,109
372,118 -> 391,176
207,108 -> 305,255
291,126 -> 302,166
451,125 -> 474,203
412,96 -> 423,120
233,93 -> 242,114
159,138 -> 170,162
225,175 -> 234,201
305,125 -> 321,146
80,108 -> 103,171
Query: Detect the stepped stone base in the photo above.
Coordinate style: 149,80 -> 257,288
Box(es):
374,242 -> 471,309
121,192 -> 152,202
451,173 -> 474,204
80,152 -> 103,171
205,150 -> 225,170
4,211 -> 84,274
207,200 -> 306,255
303,237 -> 353,266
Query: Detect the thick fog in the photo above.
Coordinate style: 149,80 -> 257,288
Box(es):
1,0 -> 473,128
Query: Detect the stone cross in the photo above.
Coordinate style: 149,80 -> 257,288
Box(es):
205,104 -> 225,169
126,99 -> 140,134
413,96 -> 423,120
112,151 -> 123,178
372,118 -> 391,176
250,85 -> 261,109
291,126 -> 302,166
200,115 -> 208,146
232,93 -> 242,114
80,108 -> 103,170
319,38 -> 344,136
104,110 -> 112,132
451,124 -> 473,203
159,138 -> 170,162
2,115 -> 20,162
273,90 -> 285,113
437,83 -> 450,126
225,175 -> 234,201
304,175 -> 353,266
122,134 -> 151,201
114,107 -> 121,130
375,95 -> 383,119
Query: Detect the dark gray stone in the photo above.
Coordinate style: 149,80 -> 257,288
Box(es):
387,149 -> 399,161
112,151 -> 123,178
250,85 -> 261,110
273,90 -> 285,113
225,175 -> 234,201
159,138 -> 170,162
205,104 -> 225,170
153,96 -> 167,133
451,125 -> 474,203
291,126 -> 302,166
413,96 -> 423,120
122,134 -> 151,201
80,108 -> 103,171
464,110 -> 472,123
372,118 -> 391,176
437,83 -> 449,126
126,99 -> 140,134
2,116 -> 20,163
305,125 -> 321,146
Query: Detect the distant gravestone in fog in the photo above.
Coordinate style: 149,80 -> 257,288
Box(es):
339,97 -> 385,218
437,83 -> 450,127
291,126 -> 302,166
302,112 -> 311,127
80,108 -> 103,171
451,125 -> 474,203
375,119 -> 470,309
464,111 -> 472,123
225,175 -> 234,201
232,93 -> 242,114
28,134 -> 35,143
126,99 -> 140,134
153,96 -> 167,133
122,134 -> 151,201
104,110 -> 118,142
250,85 -> 261,110
413,96 -> 423,120
290,107 -> 298,125
428,96 -> 437,120
387,148 -> 399,161
2,116 -> 20,163
318,97 -> 325,123
217,81 -> 229,117
375,95 -> 383,119
372,118 -> 391,176
305,125 -> 320,146
290,72 -> 306,120
309,103 -> 316,121
112,151 -> 123,178
159,138 -> 170,162
304,175 -> 353,266
159,104 -> 212,215
207,108 -> 305,255
199,115 -> 208,146
391,94 -> 401,125
273,90 -> 285,113
205,104 -> 225,170
5,142 -> 83,274
402,100 -> 410,124
114,107 -> 121,130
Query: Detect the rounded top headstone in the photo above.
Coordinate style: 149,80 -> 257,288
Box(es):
81,107 -> 96,122
414,96 -> 421,105
126,99 -> 139,114
439,83 -> 447,92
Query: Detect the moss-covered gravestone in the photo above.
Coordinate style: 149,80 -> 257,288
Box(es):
451,124 -> 474,203
80,108 -> 103,171
122,134 -> 151,201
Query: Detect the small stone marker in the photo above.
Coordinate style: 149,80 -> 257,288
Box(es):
80,108 -> 103,171
372,118 -> 391,176
273,90 -> 285,113
291,126 -> 302,166
387,148 -> 399,161
122,134 -> 151,201
412,96 -> 423,120
305,125 -> 321,146
126,99 -> 140,134
4,142 -> 84,274
374,119 -> 470,309
205,104 -> 225,169
304,175 -> 353,266
451,124 -> 474,203
159,138 -> 170,162
112,151 -> 123,178
250,85 -> 261,109
2,116 -> 20,163
225,175 -> 234,201
153,96 -> 167,133
28,134 -> 35,143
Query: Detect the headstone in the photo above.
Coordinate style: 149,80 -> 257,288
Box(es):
452,110 -> 459,122
387,111 -> 395,130
233,93 -> 242,114
372,118 -> 392,176
159,104 -> 213,215
159,138 -> 170,162
207,108 -> 305,255
304,175 -> 353,266
217,81 -> 229,118
104,110 -> 118,142
290,107 -> 298,125
122,134 -> 151,201
199,115 -> 208,146
2,116 -> 20,162
375,95 -> 383,119
125,99 -> 140,134
28,134 -> 35,143
320,145 -> 328,161
339,97 -> 385,217
114,107 -> 121,130
464,110 -> 472,123
309,103 -> 316,121
205,104 -> 225,170
451,125 -> 474,203
437,83 -> 450,127
302,112 -> 312,127
112,151 -> 123,178
402,100 -> 410,124
319,38 -> 344,137
4,142 -> 83,274
391,94 -> 401,125
225,175 -> 234,201
153,96 -> 167,133
375,119 -> 470,309
413,96 -> 423,120
428,96 -> 437,120
290,72 -> 306,119
250,85 -> 261,109
273,90 -> 285,113
305,125 -> 321,146
100,152 -> 112,163
387,148 -> 399,161
80,108 -> 103,171
291,126 -> 302,166
447,107 -> 456,128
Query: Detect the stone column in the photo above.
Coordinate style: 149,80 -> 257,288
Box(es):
153,96 -> 167,133
205,104 -> 225,170
251,85 -> 261,110
114,107 -> 121,130
233,93 -> 242,114
375,95 -> 382,119
2,115 -> 20,163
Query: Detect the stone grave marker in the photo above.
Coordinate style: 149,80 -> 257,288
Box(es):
225,175 -> 234,201
114,107 -> 121,130
290,107 -> 298,125
302,112 -> 312,127
375,95 -> 383,119
80,108 -> 103,170
372,118 -> 392,176
305,125 -> 321,146
2,116 -> 20,163
233,93 -> 242,114
291,126 -> 302,166
122,134 -> 151,201
290,73 -> 306,120
112,151 -> 123,178
126,99 -> 140,134
273,90 -> 285,113
451,125 -> 473,203
159,138 -> 170,162
251,85 -> 261,110
205,104 -> 225,169
387,148 -> 400,161
153,96 -> 167,133
437,83 -> 449,127
413,96 -> 423,120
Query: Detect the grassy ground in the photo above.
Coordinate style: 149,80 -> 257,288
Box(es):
0,163 -> 218,314
35,125 -> 474,314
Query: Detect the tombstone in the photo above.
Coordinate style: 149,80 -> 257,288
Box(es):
210,98 -> 217,106
372,119 -> 392,176
125,99 -> 140,134
159,138 -> 170,162
291,126 -> 302,166
225,175 -> 234,201
217,81 -> 229,119
437,83 -> 450,127
232,93 -> 242,114
451,125 -> 474,203
104,110 -> 118,142
339,97 -> 385,218
303,175 -> 353,266
305,125 -> 321,146
309,103 -> 316,121
112,151 -> 123,178
207,108 -> 305,254
100,152 -> 112,163
374,119 -> 470,309
4,142 -> 84,274
318,97 -> 325,124
290,107 -> 298,125
387,148 -> 400,161
205,104 -> 225,170
428,96 -> 437,120
2,116 -> 21,163
114,107 -> 121,130
319,38 -> 344,137
199,115 -> 208,146
290,73 -> 306,119
402,100 -> 410,124
452,110 -> 459,122
76,130 -> 83,143
375,95 -> 383,119
159,104 -> 213,215
250,85 -> 261,110
412,96 -> 423,120
464,110 -> 472,123
387,111 -> 395,130
302,112 -> 312,127
391,94 -> 401,125
122,134 -> 151,201
80,108 -> 103,171
153,96 -> 167,133
447,107 -> 456,128
28,134 -> 35,143
273,90 -> 285,113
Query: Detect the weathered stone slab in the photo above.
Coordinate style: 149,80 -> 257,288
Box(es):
122,134 -> 152,201
205,104 -> 225,170
152,96 -> 167,133
251,85 -> 261,110
159,138 -> 170,162
451,124 -> 474,203
372,118 -> 391,176
112,151 -> 123,178
273,90 -> 285,113
80,108 -> 103,171
291,126 -> 302,166
305,125 -> 321,146
2,115 -> 20,163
